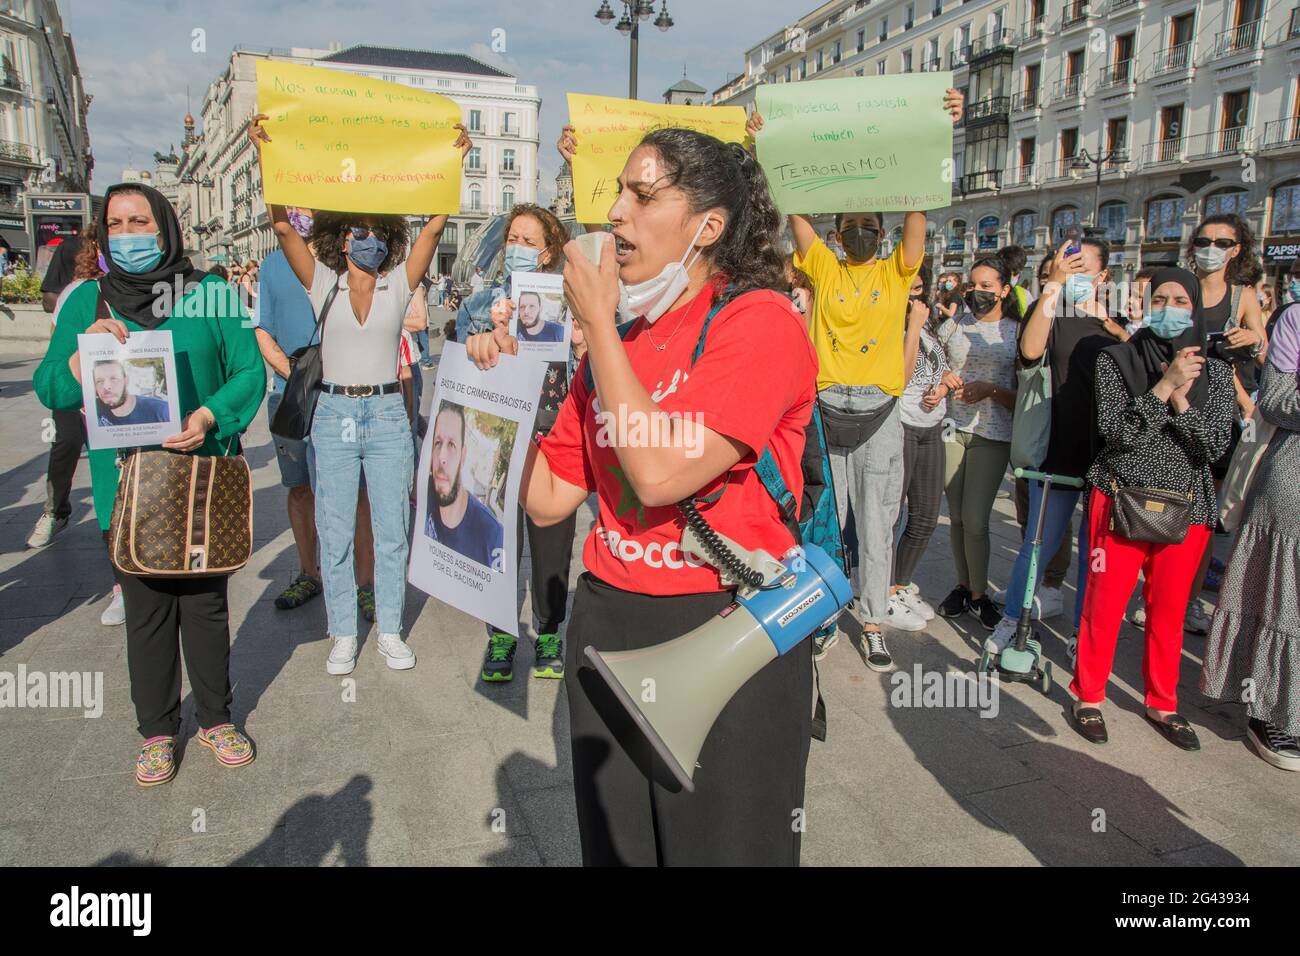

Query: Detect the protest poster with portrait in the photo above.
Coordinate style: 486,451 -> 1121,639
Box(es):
508,272 -> 570,363
77,330 -> 182,450
409,343 -> 546,636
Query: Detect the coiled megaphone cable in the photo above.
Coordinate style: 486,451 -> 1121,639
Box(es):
677,499 -> 767,590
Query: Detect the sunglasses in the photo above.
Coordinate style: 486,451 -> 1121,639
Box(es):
1192,237 -> 1238,249
348,226 -> 376,240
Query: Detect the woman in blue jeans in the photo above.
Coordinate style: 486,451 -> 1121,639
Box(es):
987,234 -> 1128,658
251,114 -> 469,673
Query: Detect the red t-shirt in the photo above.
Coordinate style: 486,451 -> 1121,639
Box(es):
540,283 -> 818,596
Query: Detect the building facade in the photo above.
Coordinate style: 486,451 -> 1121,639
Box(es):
713,0 -> 1300,283
0,0 -> 92,266
175,44 -> 541,273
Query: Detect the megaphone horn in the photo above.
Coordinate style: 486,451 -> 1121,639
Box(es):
583,543 -> 852,793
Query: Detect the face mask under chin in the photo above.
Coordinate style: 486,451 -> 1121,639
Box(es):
618,215 -> 712,324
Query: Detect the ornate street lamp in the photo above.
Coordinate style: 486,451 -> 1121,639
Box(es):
596,1 -> 675,99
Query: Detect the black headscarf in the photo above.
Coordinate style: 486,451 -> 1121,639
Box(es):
1102,267 -> 1210,410
98,182 -> 206,330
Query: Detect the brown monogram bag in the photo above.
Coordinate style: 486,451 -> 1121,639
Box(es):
109,448 -> 253,577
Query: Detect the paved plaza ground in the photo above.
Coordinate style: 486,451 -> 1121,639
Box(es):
1,330 -> 1296,867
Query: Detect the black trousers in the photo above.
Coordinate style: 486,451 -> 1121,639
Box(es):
44,409 -> 85,519
565,573 -> 812,867
485,506 -> 578,638
894,421 -> 945,587
116,569 -> 234,739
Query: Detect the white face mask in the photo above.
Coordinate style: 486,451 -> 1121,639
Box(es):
618,215 -> 712,324
1194,245 -> 1229,273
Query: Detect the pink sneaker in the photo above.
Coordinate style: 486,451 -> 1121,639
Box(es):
197,723 -> 255,769
136,736 -> 176,787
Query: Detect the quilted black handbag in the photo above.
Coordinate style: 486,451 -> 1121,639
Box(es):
1109,481 -> 1193,544
269,278 -> 341,441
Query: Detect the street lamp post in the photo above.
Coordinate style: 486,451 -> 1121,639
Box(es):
595,0 -> 674,100
1072,147 -> 1120,233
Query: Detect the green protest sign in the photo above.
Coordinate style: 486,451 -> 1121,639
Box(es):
755,74 -> 954,214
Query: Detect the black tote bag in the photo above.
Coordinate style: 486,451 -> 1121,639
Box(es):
270,278 -> 341,441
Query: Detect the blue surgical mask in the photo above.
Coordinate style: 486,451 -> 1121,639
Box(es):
1064,272 -> 1097,304
347,234 -> 388,272
503,244 -> 540,278
1146,306 -> 1194,339
1288,278 -> 1300,303
108,233 -> 163,274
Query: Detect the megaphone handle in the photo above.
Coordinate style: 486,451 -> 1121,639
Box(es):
678,499 -> 766,589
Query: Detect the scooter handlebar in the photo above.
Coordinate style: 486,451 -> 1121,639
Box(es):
1013,468 -> 1085,488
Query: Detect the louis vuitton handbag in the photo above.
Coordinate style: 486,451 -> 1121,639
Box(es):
109,446 -> 253,577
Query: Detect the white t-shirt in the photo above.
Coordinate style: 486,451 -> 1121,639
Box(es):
937,313 -> 1019,442
309,260 -> 414,386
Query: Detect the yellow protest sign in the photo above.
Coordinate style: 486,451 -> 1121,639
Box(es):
567,93 -> 747,223
256,60 -> 463,214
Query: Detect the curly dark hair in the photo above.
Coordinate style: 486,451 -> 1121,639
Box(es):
506,203 -> 568,274
914,261 -> 933,300
1188,213 -> 1259,287
308,211 -> 410,275
73,222 -> 104,280
637,129 -> 784,306
970,250 -> 1024,322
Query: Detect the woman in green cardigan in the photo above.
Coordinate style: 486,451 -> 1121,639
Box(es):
34,183 -> 266,787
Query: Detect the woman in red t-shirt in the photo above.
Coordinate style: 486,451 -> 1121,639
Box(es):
467,128 -> 818,866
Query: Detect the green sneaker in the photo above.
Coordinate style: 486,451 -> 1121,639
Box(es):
357,586 -> 376,623
532,633 -> 565,679
481,632 -> 517,682
274,573 -> 322,610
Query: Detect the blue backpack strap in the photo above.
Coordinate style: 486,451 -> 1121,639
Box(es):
582,319 -> 638,394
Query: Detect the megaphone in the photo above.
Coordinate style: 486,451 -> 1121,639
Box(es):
583,543 -> 851,793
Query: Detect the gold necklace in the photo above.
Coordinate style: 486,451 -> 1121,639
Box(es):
643,305 -> 692,352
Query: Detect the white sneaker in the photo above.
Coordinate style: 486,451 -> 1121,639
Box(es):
991,587 -> 1008,606
886,592 -> 928,632
377,632 -> 416,670
1184,601 -> 1209,636
100,586 -> 125,626
1066,629 -> 1078,664
326,635 -> 358,675
27,511 -> 68,549
1037,586 -> 1064,620
900,583 -> 935,620
984,616 -> 1017,656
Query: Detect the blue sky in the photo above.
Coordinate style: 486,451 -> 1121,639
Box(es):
62,0 -> 798,201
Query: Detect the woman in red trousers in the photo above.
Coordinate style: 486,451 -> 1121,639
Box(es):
1071,268 -> 1235,750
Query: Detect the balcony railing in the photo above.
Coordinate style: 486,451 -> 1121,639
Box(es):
969,28 -> 1017,59
1020,15 -> 1046,43
1106,0 -> 1139,12
1103,149 -> 1131,170
1150,42 -> 1193,76
1142,138 -> 1184,165
960,170 -> 1002,194
1290,8 -> 1300,39
1007,162 -> 1038,186
464,164 -> 486,177
965,96 -> 1011,122
1186,126 -> 1253,157
920,57 -> 942,72
950,45 -> 970,68
1062,1 -> 1089,28
1053,75 -> 1086,99
1262,116 -> 1300,147
500,127 -> 519,138
0,139 -> 34,162
1213,20 -> 1262,58
1096,59 -> 1135,91
1011,88 -> 1041,111
0,72 -> 27,94
500,165 -> 520,177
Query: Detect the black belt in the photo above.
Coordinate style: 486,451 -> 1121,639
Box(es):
320,382 -> 401,397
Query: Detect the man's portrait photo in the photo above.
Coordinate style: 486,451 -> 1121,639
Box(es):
424,400 -> 512,572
